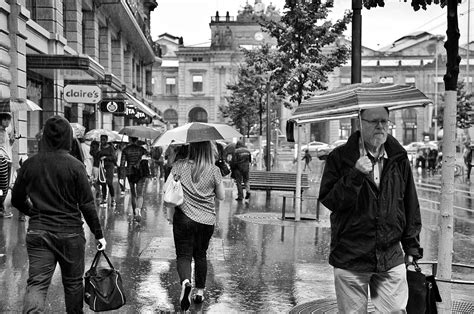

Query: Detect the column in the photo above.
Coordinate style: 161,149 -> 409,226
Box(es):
35,0 -> 63,35
8,2 -> 29,165
83,10 -> 99,60
71,103 -> 84,124
124,49 -> 133,90
102,112 -> 113,130
63,0 -> 82,52
111,38 -> 124,79
99,27 -> 112,72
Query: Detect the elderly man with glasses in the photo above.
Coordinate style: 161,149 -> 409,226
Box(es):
319,107 -> 423,313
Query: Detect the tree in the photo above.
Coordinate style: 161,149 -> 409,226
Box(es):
437,81 -> 474,130
260,0 -> 352,107
221,45 -> 283,136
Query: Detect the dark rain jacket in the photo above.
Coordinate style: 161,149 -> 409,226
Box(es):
319,131 -> 422,272
11,116 -> 103,239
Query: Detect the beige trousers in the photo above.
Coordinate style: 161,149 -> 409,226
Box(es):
334,263 -> 408,313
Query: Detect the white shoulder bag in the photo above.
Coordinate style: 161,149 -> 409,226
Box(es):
163,173 -> 184,208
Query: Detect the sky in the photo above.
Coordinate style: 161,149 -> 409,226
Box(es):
150,0 -> 473,50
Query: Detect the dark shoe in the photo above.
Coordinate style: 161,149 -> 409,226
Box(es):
180,281 -> 192,311
193,294 -> 204,304
235,197 -> 243,201
245,192 -> 250,199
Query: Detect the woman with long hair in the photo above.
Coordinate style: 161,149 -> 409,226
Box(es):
169,141 -> 225,311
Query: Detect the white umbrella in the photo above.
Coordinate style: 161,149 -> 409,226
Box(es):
153,122 -> 242,146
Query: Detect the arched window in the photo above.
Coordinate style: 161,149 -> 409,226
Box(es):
188,107 -> 208,123
164,109 -> 178,127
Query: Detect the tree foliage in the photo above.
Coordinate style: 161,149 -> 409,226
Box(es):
260,0 -> 352,106
362,0 -> 461,11
221,45 -> 282,135
437,81 -> 474,129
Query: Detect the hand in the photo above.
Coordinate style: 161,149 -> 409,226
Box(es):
100,156 -> 106,160
97,238 -> 106,251
355,156 -> 373,174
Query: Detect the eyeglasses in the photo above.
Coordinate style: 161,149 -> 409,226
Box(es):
361,118 -> 392,128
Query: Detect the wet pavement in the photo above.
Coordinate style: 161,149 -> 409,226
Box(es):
1,154 -> 474,313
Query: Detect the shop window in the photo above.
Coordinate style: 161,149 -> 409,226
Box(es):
192,75 -> 203,92
166,77 -> 177,95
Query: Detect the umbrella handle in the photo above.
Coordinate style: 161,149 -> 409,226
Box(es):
358,113 -> 367,157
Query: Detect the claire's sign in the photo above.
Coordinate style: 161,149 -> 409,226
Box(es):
64,85 -> 102,104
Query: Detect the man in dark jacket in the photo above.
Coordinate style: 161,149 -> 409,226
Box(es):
231,140 -> 251,201
319,107 -> 422,313
12,115 -> 106,313
120,136 -> 147,222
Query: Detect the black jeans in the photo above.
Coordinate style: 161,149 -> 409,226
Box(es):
173,208 -> 214,289
24,230 -> 86,314
101,163 -> 115,199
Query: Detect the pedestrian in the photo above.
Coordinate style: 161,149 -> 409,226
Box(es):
115,142 -> 128,195
0,112 -> 15,219
230,140 -> 251,201
302,149 -> 312,171
319,107 -> 423,313
169,140 -> 225,311
120,136 -> 147,222
90,140 -> 101,200
463,141 -> 473,183
11,115 -> 106,314
97,135 -> 116,206
150,145 -> 164,180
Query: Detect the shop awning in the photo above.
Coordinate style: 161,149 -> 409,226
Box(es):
125,92 -> 158,118
27,54 -> 105,81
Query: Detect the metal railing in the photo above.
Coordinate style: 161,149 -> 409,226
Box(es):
417,261 -> 474,285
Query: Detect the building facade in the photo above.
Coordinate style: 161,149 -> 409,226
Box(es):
1,0 -> 160,168
152,2 -> 472,147
152,1 -> 280,128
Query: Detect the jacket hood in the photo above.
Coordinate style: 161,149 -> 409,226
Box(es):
39,115 -> 72,152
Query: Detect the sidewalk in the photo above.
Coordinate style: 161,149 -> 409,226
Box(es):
1,157 -> 473,312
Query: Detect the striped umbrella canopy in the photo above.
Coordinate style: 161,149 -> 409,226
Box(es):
153,122 -> 242,146
291,83 -> 433,124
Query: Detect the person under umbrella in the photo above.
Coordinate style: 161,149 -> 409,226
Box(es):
169,141 -> 225,311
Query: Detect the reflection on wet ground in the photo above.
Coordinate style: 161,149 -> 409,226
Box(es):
1,157 -> 473,312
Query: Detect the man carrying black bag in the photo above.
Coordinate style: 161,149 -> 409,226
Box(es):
12,116 -> 106,313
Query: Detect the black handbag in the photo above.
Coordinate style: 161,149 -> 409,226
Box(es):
215,158 -> 231,176
406,261 -> 442,314
84,251 -> 126,312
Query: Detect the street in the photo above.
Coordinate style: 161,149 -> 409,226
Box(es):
1,155 -> 474,313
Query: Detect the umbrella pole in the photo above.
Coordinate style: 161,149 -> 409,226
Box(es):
294,123 -> 302,221
358,113 -> 367,156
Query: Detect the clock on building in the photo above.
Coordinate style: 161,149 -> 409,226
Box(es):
254,32 -> 264,41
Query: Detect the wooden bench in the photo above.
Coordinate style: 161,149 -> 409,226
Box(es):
248,170 -> 310,193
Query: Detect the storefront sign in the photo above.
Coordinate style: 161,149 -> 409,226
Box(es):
64,85 -> 102,104
125,106 -> 146,120
100,100 -> 125,113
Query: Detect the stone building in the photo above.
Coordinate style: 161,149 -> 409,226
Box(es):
152,1 -> 279,127
1,0 -> 160,167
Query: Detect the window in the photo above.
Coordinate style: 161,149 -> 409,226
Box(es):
165,77 -> 176,95
192,57 -> 203,62
192,75 -> 203,92
362,77 -> 372,83
405,77 -> 416,86
26,0 -> 37,20
380,76 -> 394,83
